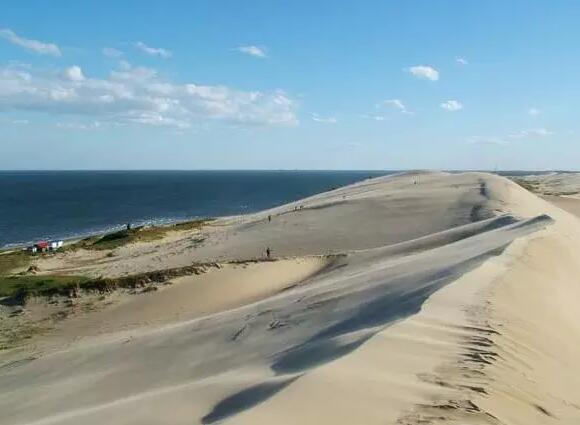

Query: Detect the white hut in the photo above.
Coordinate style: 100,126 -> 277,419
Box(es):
49,240 -> 64,250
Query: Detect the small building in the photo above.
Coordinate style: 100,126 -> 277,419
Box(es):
49,240 -> 64,250
27,239 -> 64,254
35,241 -> 49,252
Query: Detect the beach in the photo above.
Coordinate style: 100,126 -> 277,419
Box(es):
1,171 -> 580,424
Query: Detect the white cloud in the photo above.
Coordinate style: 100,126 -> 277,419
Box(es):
133,41 -> 172,58
110,63 -> 157,82
0,62 -> 297,128
12,119 -> 29,125
383,99 -> 412,114
0,28 -> 61,56
528,108 -> 541,117
237,45 -> 267,58
469,127 -> 554,146
440,100 -> 463,112
57,121 -> 105,130
63,66 -> 85,82
407,65 -> 439,81
311,113 -> 337,124
509,128 -> 553,139
467,137 -> 508,146
102,47 -> 123,58
456,57 -> 468,65
361,114 -> 386,121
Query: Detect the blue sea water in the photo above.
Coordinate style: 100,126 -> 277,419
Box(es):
0,170 -> 397,248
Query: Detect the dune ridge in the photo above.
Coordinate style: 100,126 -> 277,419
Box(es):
1,171 -> 580,424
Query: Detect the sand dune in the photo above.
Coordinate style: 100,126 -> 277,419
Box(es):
2,171 -> 580,424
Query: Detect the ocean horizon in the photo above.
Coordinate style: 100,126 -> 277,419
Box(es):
0,170 -> 398,248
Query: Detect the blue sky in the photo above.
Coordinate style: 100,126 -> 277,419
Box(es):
1,0 -> 579,170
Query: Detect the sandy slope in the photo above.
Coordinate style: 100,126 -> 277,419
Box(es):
35,171 -> 504,277
2,171 -> 580,425
514,172 -> 580,198
28,257 -> 328,349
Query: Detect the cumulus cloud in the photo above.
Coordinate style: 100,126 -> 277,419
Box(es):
440,100 -> 463,111
528,108 -> 541,117
102,47 -> 123,58
237,45 -> 267,58
0,62 -> 298,128
311,113 -> 337,124
456,57 -> 468,65
63,66 -> 85,82
133,41 -> 172,58
0,28 -> 61,56
407,65 -> 439,81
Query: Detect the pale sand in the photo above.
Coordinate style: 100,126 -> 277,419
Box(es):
513,172 -> 580,198
2,171 -> 580,424
40,257 -> 328,346
543,194 -> 580,218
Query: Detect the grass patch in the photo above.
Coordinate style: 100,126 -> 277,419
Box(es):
513,178 -> 542,194
0,254 -> 281,304
0,275 -> 90,298
64,219 -> 212,252
0,251 -> 31,275
0,261 -> 216,301
0,219 -> 214,301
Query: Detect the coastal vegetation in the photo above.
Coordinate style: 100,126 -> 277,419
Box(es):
0,219 -> 212,300
0,251 -> 88,299
0,275 -> 91,299
512,178 -> 542,194
511,178 -> 579,196
0,260 -> 220,301
0,251 -> 30,276
64,219 -> 212,251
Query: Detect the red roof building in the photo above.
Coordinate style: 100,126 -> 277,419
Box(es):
35,241 -> 49,249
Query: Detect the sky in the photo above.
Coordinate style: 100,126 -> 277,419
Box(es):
1,0 -> 579,170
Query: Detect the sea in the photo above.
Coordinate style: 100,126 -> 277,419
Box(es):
0,170 -> 398,248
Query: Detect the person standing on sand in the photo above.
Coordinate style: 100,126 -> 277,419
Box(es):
268,214 -> 272,222
266,247 -> 271,259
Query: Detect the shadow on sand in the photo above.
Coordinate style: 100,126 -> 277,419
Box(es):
201,270 -> 475,423
201,215 -> 553,423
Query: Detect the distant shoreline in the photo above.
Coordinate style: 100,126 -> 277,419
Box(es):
2,170 -> 578,249
0,216 -> 213,251
0,170 -> 396,248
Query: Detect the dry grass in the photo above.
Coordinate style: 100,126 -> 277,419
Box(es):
0,275 -> 90,299
65,219 -> 213,252
512,178 -> 542,194
0,251 -> 30,276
